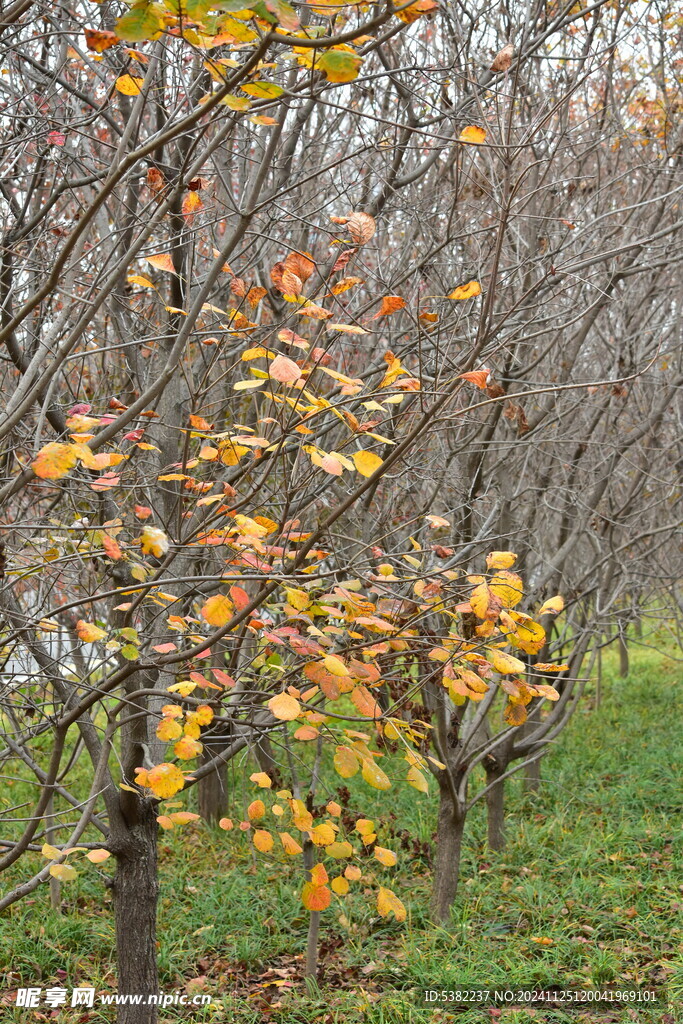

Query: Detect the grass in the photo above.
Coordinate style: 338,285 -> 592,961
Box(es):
1,643 -> 682,1023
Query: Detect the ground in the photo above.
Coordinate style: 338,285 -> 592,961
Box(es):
1,644 -> 681,1023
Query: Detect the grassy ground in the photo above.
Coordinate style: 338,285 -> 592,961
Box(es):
1,644 -> 682,1023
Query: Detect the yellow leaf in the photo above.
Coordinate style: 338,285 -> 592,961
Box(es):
331,876 -> 349,895
252,829 -> 274,853
250,772 -> 272,788
32,442 -> 78,480
135,763 -> 185,799
140,526 -> 169,558
318,48 -> 362,83
489,570 -> 523,608
352,450 -> 383,477
49,864 -> 78,881
406,765 -> 429,793
459,125 -> 486,144
323,655 -> 349,677
326,840 -> 353,859
284,587 -> 310,611
504,701 -> 527,726
538,595 -> 565,617
374,846 -> 397,867
448,279 -> 481,300
361,758 -> 391,791
173,736 -> 202,760
310,823 -> 336,846
156,718 -> 182,741
279,831 -> 303,855
115,74 -> 144,96
533,663 -> 569,673
491,650 -> 526,675
486,550 -> 517,569
377,886 -> 406,921
334,745 -> 359,778
41,843 -> 62,859
268,692 -> 301,721
200,593 -> 233,627
127,274 -> 155,289
533,683 -> 561,701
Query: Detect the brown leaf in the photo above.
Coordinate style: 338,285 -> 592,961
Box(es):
491,43 -> 514,73
347,211 -> 375,245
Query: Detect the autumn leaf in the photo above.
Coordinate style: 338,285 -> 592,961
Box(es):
361,758 -> 391,790
323,655 -> 349,677
84,28 -> 119,52
174,736 -> 202,760
135,763 -> 185,799
318,49 -> 363,84
144,253 -> 177,274
352,450 -> 383,477
333,745 -> 360,778
247,799 -> 266,820
373,295 -> 405,318
268,354 -> 302,384
50,864 -> 78,882
459,367 -> 490,389
115,75 -> 145,97
486,550 -> 517,569
350,685 -> 382,719
347,210 -> 375,244
115,4 -> 165,42
449,280 -> 481,300
491,650 -> 526,675
374,846 -> 397,866
538,595 -> 565,616
268,692 -> 301,720
504,701 -> 527,726
279,832 -> 303,855
331,876 -> 349,894
491,43 -> 514,73
76,620 -> 107,643
533,662 -> 569,673
250,772 -> 272,788
140,526 -> 169,558
252,829 -> 274,853
302,881 -> 332,911
376,887 -> 406,921
182,191 -> 203,222
32,442 -> 78,480
200,594 -> 233,627
156,718 -> 183,742
459,125 -> 486,144
86,848 -> 111,863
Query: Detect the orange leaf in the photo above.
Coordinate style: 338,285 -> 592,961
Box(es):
373,295 -> 405,318
449,280 -> 481,301
115,74 -> 145,96
84,28 -> 119,52
301,882 -> 331,912
459,368 -> 491,389
200,594 -> 233,627
32,442 -> 78,480
268,692 -> 301,720
269,354 -> 302,383
458,125 -> 486,145
144,253 -> 176,274
252,829 -> 274,853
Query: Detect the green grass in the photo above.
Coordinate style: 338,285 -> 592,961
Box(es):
1,644 -> 682,1022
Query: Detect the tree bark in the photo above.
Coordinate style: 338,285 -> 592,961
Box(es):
197,744 -> 228,824
430,787 -> 466,924
618,634 -> 629,678
485,766 -> 506,851
112,800 -> 159,1024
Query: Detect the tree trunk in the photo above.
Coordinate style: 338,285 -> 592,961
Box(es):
485,767 -> 506,851
304,911 -> 320,980
430,788 -> 465,924
525,756 -> 542,793
618,634 -> 629,677
197,745 -> 228,824
113,801 -> 159,1024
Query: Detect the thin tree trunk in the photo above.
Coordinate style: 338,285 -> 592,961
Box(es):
46,794 -> 61,911
197,745 -> 227,824
618,634 -> 629,677
305,910 -> 321,980
112,800 -> 159,1024
430,787 -> 465,924
485,766 -> 506,851
525,756 -> 542,793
